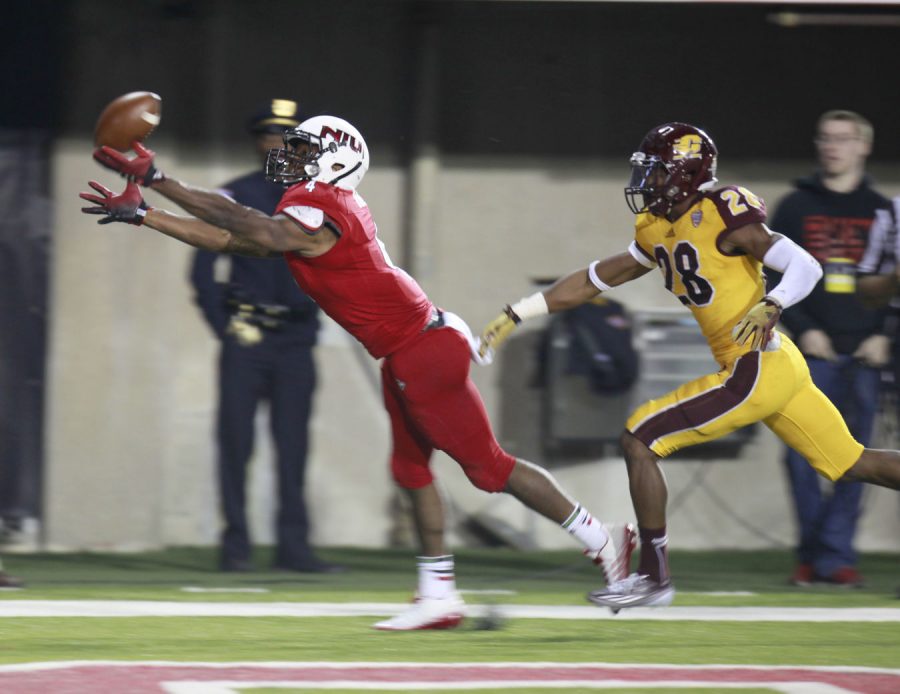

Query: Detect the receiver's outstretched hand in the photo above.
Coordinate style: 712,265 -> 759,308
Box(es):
93,141 -> 164,186
79,180 -> 148,226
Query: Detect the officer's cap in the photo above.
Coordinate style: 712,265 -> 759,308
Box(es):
247,99 -> 302,135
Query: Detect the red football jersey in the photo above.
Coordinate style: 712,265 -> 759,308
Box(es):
276,181 -> 433,359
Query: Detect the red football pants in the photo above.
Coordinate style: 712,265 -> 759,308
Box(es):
381,326 -> 516,493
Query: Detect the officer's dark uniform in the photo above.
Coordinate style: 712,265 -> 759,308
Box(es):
190,101 -> 327,572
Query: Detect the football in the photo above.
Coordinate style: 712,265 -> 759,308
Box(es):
94,91 -> 162,151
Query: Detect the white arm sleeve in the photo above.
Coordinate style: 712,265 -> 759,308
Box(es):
763,237 -> 823,309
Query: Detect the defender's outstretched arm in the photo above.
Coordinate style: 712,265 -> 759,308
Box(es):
479,251 -> 650,358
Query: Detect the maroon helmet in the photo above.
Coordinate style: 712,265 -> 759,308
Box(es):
625,123 -> 718,216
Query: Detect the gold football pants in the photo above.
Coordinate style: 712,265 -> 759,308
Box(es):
626,333 -> 863,480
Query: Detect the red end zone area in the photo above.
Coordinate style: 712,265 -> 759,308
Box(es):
2,662 -> 900,693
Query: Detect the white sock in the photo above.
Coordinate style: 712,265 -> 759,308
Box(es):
416,555 -> 456,599
562,504 -> 609,553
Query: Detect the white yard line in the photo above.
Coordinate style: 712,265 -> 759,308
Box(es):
180,587 -> 271,594
0,600 -> 899,621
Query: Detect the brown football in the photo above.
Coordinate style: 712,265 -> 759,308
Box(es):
94,91 -> 162,151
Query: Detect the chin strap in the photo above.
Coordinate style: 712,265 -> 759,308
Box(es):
328,161 -> 362,187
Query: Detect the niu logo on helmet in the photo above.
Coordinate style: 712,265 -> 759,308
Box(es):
321,126 -> 363,153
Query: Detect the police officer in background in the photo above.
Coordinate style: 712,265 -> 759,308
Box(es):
190,99 -> 336,573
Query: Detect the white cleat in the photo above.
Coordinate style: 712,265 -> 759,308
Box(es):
587,572 -> 675,612
585,523 -> 636,587
373,593 -> 466,631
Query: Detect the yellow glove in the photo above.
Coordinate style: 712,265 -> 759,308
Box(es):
478,306 -> 520,358
731,299 -> 782,351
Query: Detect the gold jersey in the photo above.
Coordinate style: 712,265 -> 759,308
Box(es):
631,185 -> 768,366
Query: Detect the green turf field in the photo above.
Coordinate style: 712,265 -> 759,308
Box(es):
2,546 -> 898,606
0,546 -> 897,671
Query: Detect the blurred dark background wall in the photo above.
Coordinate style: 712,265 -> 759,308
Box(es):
6,1 -> 900,158
1,3 -> 60,529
